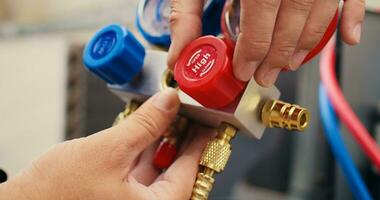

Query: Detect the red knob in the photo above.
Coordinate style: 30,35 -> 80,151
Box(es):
153,138 -> 177,170
174,36 -> 246,109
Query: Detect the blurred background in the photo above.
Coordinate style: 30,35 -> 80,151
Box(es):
0,1 -> 380,199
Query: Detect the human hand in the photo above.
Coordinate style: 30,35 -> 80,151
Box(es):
167,0 -> 365,87
0,88 -> 214,200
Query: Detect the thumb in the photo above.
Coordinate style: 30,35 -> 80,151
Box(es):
167,0 -> 203,69
102,88 -> 180,163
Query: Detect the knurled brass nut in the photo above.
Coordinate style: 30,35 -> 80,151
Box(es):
199,140 -> 232,172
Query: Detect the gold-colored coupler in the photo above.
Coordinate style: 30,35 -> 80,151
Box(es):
261,100 -> 310,131
191,123 -> 237,200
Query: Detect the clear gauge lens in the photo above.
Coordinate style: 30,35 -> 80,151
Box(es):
140,0 -> 215,36
141,0 -> 170,35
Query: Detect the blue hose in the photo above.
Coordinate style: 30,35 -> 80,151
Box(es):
319,84 -> 372,200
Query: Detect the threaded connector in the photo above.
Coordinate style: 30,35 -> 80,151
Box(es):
191,123 -> 237,200
261,100 -> 310,131
191,168 -> 215,200
199,124 -> 236,172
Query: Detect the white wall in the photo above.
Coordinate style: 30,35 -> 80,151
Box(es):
0,36 -> 68,176
2,0 -> 138,24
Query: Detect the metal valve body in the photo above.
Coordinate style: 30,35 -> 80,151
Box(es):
83,24 -> 310,200
108,48 -> 281,139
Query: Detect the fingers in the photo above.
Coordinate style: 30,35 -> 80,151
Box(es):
233,0 -> 281,81
290,0 -> 339,71
255,0 -> 315,86
167,0 -> 204,69
102,88 -> 180,167
150,127 -> 216,200
341,0 -> 365,45
129,143 -> 160,186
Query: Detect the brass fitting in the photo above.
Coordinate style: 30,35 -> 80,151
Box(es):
113,100 -> 140,126
191,123 -> 237,200
261,100 -> 310,131
161,69 -> 178,89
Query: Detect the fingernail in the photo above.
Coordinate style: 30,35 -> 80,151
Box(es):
152,88 -> 179,111
260,68 -> 281,87
289,50 -> 308,70
353,24 -> 361,43
234,61 -> 259,81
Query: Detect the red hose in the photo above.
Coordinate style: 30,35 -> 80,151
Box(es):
320,36 -> 380,172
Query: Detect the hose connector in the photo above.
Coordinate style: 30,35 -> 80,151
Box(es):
261,100 -> 310,131
191,123 -> 237,200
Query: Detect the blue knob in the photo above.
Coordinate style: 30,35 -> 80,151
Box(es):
83,24 -> 145,85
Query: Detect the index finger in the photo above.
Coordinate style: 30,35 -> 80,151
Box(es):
167,0 -> 204,69
233,0 -> 281,81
